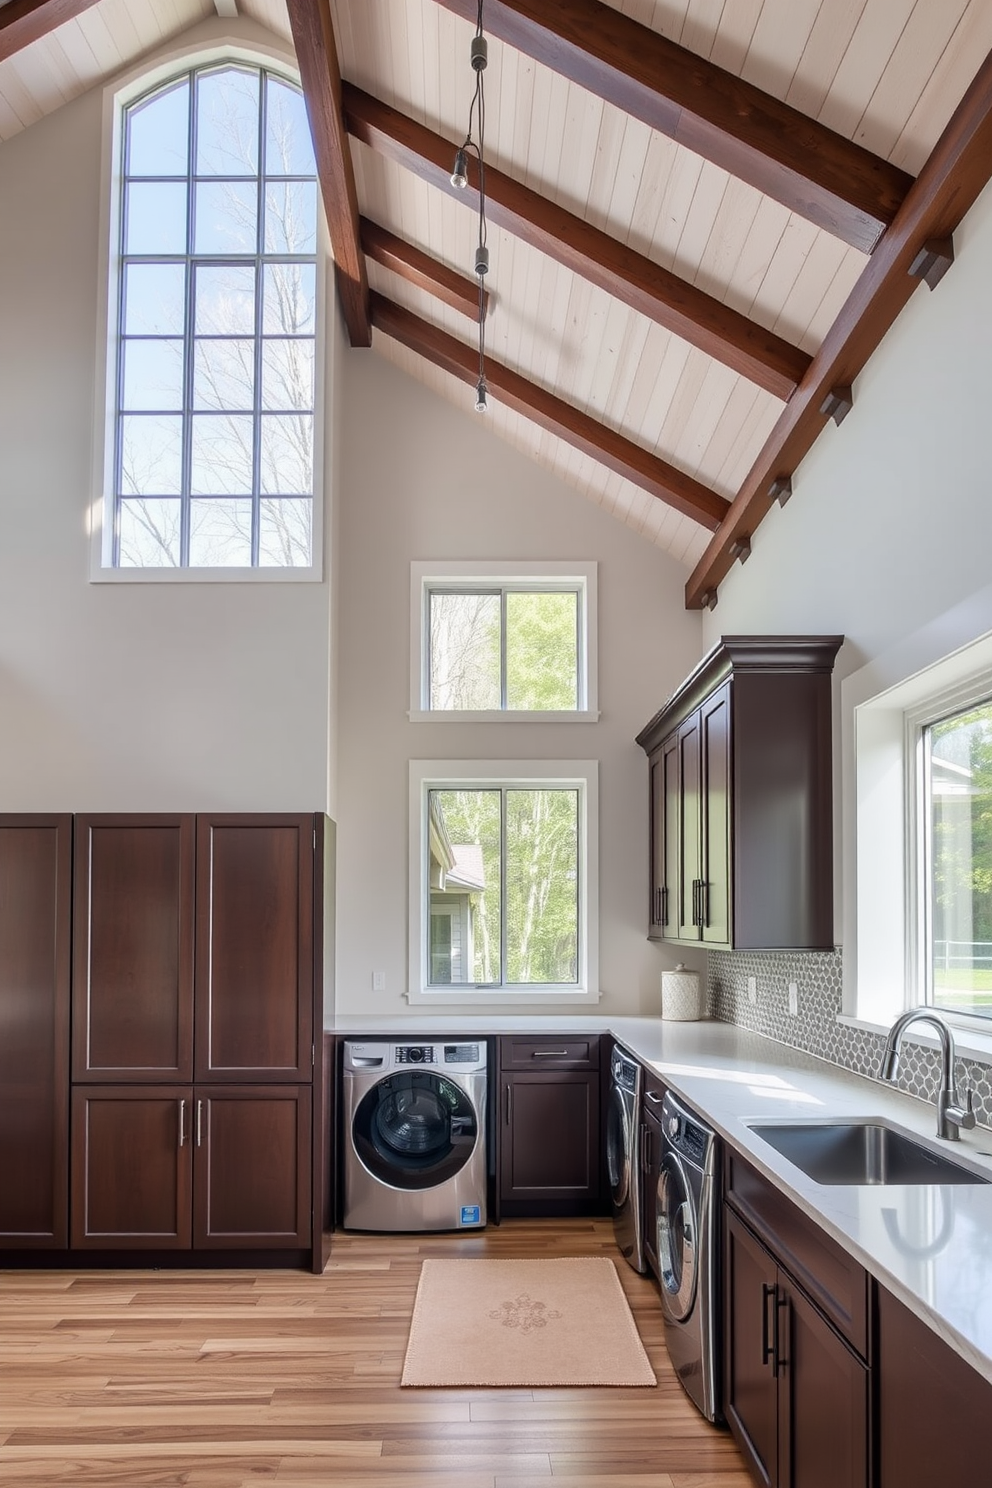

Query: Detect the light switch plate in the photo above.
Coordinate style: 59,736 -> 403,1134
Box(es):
788,981 -> 799,1016
747,976 -> 757,1005
372,970 -> 385,991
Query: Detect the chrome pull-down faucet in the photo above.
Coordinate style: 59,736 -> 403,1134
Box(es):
879,1009 -> 976,1141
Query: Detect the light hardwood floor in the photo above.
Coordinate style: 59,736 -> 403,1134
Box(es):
0,1220 -> 752,1488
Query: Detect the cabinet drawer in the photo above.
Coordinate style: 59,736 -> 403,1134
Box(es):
725,1149 -> 868,1357
500,1035 -> 599,1070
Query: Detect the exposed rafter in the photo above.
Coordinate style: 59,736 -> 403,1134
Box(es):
285,0 -> 370,347
360,218 -> 487,322
343,84 -> 811,401
0,0 -> 102,62
685,45 -> 992,610
371,293 -> 731,532
433,0 -> 913,255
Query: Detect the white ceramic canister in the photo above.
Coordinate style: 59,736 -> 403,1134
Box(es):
661,963 -> 704,1021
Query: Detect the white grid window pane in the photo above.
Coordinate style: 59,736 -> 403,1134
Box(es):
190,415 -> 254,495
189,497 -> 253,566
122,340 -> 184,412
263,263 -> 315,335
259,498 -> 312,567
125,182 -> 187,255
260,413 -> 312,495
123,264 -> 186,336
193,339 -> 255,411
264,181 -> 317,254
193,180 -> 257,254
195,68 -> 259,176
120,415 -> 182,495
127,81 -> 189,176
118,498 -> 181,567
194,264 -> 256,336
264,78 -> 316,176
261,338 -> 314,411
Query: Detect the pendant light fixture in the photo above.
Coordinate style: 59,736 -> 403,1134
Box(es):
451,0 -> 490,412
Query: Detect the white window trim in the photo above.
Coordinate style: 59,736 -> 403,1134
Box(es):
407,759 -> 600,1006
841,581 -> 992,1063
88,23 -> 326,584
408,560 -> 599,720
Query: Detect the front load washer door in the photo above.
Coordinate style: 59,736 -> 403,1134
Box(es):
606,1084 -> 630,1208
352,1072 -> 479,1190
658,1150 -> 698,1323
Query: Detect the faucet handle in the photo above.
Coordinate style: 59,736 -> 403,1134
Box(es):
952,1087 -> 977,1132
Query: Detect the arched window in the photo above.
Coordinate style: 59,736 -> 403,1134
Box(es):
113,63 -> 318,569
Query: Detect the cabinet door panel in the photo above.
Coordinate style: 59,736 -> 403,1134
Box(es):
0,816 -> 71,1246
195,816 -> 313,1081
193,1086 -> 311,1247
500,1072 -> 600,1203
676,716 -> 701,940
700,683 -> 731,946
70,1086 -> 191,1248
781,1282 -> 867,1488
73,816 -> 194,1080
724,1208 -> 777,1488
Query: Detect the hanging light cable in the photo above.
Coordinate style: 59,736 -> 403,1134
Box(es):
451,0 -> 490,411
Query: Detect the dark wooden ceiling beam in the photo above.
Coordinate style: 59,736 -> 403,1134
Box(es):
344,84 -> 811,401
685,46 -> 992,610
360,218 -> 487,322
285,0 -> 370,347
0,0 -> 103,61
433,0 -> 913,255
371,293 -> 730,532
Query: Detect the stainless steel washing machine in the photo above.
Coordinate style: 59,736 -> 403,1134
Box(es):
606,1045 -> 645,1272
342,1040 -> 487,1232
657,1090 -> 721,1421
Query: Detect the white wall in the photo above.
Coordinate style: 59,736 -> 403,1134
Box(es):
703,180 -> 992,665
334,352 -> 703,1018
0,34 -> 335,812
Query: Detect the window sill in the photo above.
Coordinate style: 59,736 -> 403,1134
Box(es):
837,1011 -> 992,1065
407,987 -> 602,1007
90,565 -> 323,584
408,709 -> 600,723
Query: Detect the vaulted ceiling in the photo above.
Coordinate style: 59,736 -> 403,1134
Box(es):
4,0 -> 992,605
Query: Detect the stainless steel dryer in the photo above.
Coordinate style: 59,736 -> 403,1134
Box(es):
342,1040 -> 487,1232
657,1090 -> 721,1421
606,1045 -> 645,1271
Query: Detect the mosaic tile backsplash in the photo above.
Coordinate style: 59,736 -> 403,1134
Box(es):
708,948 -> 992,1132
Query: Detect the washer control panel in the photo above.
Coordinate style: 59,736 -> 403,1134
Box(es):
395,1045 -> 435,1065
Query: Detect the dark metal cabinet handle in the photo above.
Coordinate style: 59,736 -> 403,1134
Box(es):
775,1293 -> 789,1373
661,885 -> 668,926
532,1049 -> 569,1058
505,1084 -> 512,1125
761,1282 -> 777,1366
700,879 -> 709,927
644,1090 -> 664,1106
178,1099 -> 187,1148
196,1100 -> 204,1148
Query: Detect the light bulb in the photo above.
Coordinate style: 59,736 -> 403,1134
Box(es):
475,379 -> 488,412
450,148 -> 469,189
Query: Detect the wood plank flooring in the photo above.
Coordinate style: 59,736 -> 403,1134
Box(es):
0,1219 -> 752,1487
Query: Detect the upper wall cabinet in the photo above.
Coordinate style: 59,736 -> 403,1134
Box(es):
637,637 -> 843,952
73,814 -> 314,1083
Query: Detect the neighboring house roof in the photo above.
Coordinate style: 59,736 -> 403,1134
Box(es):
444,843 -> 485,892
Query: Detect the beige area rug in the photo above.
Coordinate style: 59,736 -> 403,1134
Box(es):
400,1257 -> 657,1387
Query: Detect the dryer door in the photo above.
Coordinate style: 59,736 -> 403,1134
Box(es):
352,1072 -> 480,1190
658,1149 -> 699,1323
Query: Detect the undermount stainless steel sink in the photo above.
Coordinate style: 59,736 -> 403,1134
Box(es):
747,1120 -> 991,1186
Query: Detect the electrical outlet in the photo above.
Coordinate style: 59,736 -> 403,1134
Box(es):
788,981 -> 799,1016
747,976 -> 757,1005
372,970 -> 385,992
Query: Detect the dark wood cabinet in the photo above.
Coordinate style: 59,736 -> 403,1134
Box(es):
71,1084 -> 311,1251
66,812 -> 320,1264
497,1037 -> 602,1217
195,815 -> 314,1082
724,1159 -> 869,1488
0,815 -> 72,1248
877,1283 -> 992,1485
637,636 -> 842,950
72,816 -> 194,1081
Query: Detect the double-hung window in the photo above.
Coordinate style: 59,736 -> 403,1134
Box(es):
410,760 -> 599,1004
107,62 -> 318,572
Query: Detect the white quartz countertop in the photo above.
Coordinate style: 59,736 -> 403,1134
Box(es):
327,1014 -> 992,1385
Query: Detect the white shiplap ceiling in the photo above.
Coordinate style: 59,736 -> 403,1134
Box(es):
2,0 -> 991,572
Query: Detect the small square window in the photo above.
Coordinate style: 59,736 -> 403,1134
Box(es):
410,562 -> 598,721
